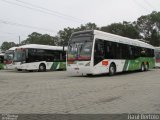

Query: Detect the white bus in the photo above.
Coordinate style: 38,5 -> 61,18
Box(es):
13,44 -> 67,72
4,47 -> 17,69
67,30 -> 155,76
154,47 -> 160,68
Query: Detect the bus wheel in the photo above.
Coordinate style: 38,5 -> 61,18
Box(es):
140,63 -> 145,72
17,69 -> 22,71
145,63 -> 149,71
109,63 -> 116,76
39,64 -> 46,72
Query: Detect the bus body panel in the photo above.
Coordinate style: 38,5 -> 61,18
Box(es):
50,61 -> 66,70
155,62 -> 160,67
15,62 -> 45,70
15,61 -> 66,71
5,64 -> 15,69
67,61 -> 92,75
93,60 -> 125,73
67,60 -> 126,75
67,57 -> 155,76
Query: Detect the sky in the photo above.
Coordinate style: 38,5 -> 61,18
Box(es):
0,0 -> 160,46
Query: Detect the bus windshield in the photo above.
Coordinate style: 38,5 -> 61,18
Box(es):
68,36 -> 93,61
4,51 -> 14,64
14,50 -> 26,62
4,51 -> 14,60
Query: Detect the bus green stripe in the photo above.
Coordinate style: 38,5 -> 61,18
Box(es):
50,62 -> 66,70
123,60 -> 129,71
123,57 -> 155,71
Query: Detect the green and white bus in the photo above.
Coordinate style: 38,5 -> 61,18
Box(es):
13,44 -> 67,72
67,30 -> 155,76
0,53 -> 4,70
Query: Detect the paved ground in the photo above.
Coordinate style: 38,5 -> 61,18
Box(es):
0,69 -> 160,114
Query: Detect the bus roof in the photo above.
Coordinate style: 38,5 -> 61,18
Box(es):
154,47 -> 160,49
16,44 -> 67,51
94,30 -> 154,49
71,30 -> 154,49
5,47 -> 18,53
8,47 -> 18,51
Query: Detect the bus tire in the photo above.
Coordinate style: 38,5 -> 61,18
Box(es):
109,63 -> 116,76
140,63 -> 145,72
87,74 -> 93,77
145,63 -> 149,71
17,69 -> 22,71
38,63 -> 46,72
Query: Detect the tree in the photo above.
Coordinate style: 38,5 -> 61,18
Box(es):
1,42 -> 16,51
21,32 -> 42,44
76,22 -> 99,31
101,21 -> 140,39
21,32 -> 57,46
150,29 -> 160,46
57,27 -> 75,46
136,11 -> 160,45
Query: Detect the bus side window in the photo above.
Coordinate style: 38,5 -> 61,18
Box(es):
105,41 -> 112,59
0,57 -> 3,63
62,52 -> 66,61
94,39 -> 105,65
128,46 -> 133,59
110,42 -> 117,59
147,49 -> 154,57
141,48 -> 146,57
121,44 -> 129,59
116,43 -> 122,59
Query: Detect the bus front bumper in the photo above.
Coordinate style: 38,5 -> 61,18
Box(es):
67,66 -> 92,76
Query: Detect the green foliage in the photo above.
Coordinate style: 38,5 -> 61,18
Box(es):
101,21 -> 140,39
76,23 -> 99,31
57,27 -> 75,46
150,30 -> 160,46
21,32 -> 57,46
100,11 -> 160,46
136,11 -> 160,45
1,42 -> 16,51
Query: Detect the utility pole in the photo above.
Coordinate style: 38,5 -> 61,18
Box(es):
19,36 -> 21,46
